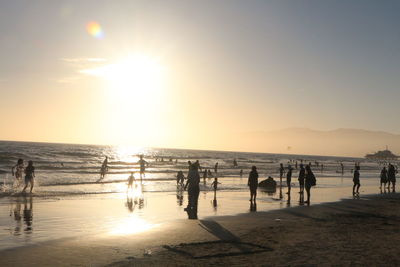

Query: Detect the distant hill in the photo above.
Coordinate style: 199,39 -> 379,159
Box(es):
237,128 -> 400,157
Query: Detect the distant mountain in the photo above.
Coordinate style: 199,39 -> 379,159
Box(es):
238,128 -> 400,157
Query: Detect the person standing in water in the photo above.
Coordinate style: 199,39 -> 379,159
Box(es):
279,163 -> 285,184
127,172 -> 136,189
138,155 -> 148,181
304,165 -> 316,204
22,161 -> 35,193
248,166 -> 258,203
380,167 -> 388,190
353,165 -> 361,195
99,156 -> 109,180
286,165 -> 293,194
387,163 -> 396,192
214,162 -> 219,175
184,164 -> 200,219
298,164 -> 305,193
12,159 -> 24,186
177,171 -> 185,186
203,169 -> 208,183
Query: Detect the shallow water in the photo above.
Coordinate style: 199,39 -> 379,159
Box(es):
0,141 -> 397,251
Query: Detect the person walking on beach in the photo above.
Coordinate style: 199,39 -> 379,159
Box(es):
248,166 -> 259,203
380,167 -> 388,190
305,165 -> 316,204
177,171 -> 185,186
387,163 -> 396,192
286,165 -> 293,194
138,155 -> 148,181
298,164 -> 305,193
22,161 -> 35,193
12,159 -> 24,187
353,165 -> 361,195
184,164 -> 200,219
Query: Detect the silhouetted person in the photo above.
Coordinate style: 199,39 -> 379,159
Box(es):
233,158 -> 238,167
387,163 -> 396,192
248,166 -> 258,203
286,165 -> 292,194
177,171 -> 185,186
138,155 -> 148,181
127,172 -> 135,189
240,169 -> 243,178
207,169 -> 213,178
184,165 -> 200,219
214,162 -> 219,175
340,162 -> 344,174
295,161 -> 298,169
298,164 -> 305,193
22,161 -> 35,193
353,165 -> 361,195
380,167 -> 388,189
194,160 -> 202,172
12,159 -> 24,187
279,163 -> 285,185
305,165 -> 316,204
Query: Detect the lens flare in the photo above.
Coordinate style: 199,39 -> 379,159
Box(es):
86,21 -> 104,39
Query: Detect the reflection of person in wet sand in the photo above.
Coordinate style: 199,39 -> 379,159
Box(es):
211,177 -> 220,208
138,155 -> 149,181
176,186 -> 184,206
248,166 -> 258,203
22,161 -> 35,193
12,159 -> 24,187
23,196 -> 33,232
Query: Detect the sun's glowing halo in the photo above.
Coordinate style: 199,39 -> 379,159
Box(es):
79,54 -> 167,145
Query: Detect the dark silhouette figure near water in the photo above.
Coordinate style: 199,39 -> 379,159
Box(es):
138,155 -> 148,181
387,163 -> 396,192
248,166 -> 258,203
279,163 -> 284,184
12,158 -> 24,186
22,161 -> 35,193
184,164 -> 200,219
305,165 -> 316,205
353,165 -> 361,195
214,162 -> 219,175
99,156 -> 108,180
177,171 -> 185,186
298,164 -> 305,193
380,167 -> 387,190
286,165 -> 292,194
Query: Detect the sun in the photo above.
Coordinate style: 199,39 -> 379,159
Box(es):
80,54 -> 168,145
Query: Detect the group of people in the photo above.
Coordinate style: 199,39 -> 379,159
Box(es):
11,159 -> 36,193
379,163 -> 397,192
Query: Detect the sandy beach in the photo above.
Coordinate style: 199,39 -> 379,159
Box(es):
0,192 -> 399,266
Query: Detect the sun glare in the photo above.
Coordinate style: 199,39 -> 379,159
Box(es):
80,54 -> 168,145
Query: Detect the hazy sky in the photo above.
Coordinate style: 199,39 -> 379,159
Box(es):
1,0 -> 399,152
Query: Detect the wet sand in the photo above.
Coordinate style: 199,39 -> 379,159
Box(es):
0,192 -> 399,266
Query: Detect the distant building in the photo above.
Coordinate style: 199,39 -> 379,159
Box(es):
365,148 -> 399,160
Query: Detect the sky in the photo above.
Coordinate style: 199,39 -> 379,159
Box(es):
0,0 -> 400,154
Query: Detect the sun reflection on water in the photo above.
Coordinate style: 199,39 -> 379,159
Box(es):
109,215 -> 155,235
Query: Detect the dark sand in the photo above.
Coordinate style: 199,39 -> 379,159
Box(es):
1,193 -> 399,266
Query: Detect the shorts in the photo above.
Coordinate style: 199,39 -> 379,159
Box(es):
298,179 -> 304,186
249,186 -> 257,194
380,178 -> 387,184
140,167 -> 145,173
353,179 -> 360,185
25,175 -> 33,184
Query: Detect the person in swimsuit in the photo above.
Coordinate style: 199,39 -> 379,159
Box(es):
22,161 -> 35,193
248,166 -> 259,203
138,155 -> 148,181
12,159 -> 24,186
177,171 -> 185,186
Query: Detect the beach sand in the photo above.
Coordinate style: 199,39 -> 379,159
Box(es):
0,193 -> 399,266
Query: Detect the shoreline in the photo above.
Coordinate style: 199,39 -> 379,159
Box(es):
1,192 -> 399,266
